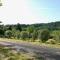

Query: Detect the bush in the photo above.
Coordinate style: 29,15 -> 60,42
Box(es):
27,26 -> 35,33
11,29 -> 16,38
5,30 -> 12,38
15,30 -> 20,39
32,30 -> 38,41
51,30 -> 60,42
20,31 -> 29,40
46,39 -> 56,44
40,29 -> 50,42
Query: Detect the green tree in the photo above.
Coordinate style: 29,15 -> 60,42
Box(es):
27,26 -> 35,33
0,21 -> 2,23
20,31 -> 29,40
40,29 -> 50,42
0,29 -> 4,37
38,30 -> 43,40
15,30 -> 20,39
12,28 -> 16,38
0,0 -> 2,6
32,30 -> 38,41
5,30 -> 12,38
16,23 -> 22,31
0,21 -> 5,37
51,30 -> 60,42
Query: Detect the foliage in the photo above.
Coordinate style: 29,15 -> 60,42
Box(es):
0,0 -> 2,6
16,23 -> 22,31
51,30 -> 60,42
11,28 -> 16,38
38,30 -> 43,40
0,29 -> 4,37
32,30 -> 38,41
20,31 -> 29,40
0,21 -> 60,43
27,25 -> 35,33
5,30 -> 12,38
15,30 -> 20,39
40,29 -> 50,42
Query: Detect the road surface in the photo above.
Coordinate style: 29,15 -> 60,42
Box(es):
0,41 -> 60,60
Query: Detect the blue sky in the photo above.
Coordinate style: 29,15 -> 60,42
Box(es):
0,0 -> 60,24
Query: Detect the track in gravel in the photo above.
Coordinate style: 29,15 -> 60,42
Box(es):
0,41 -> 60,60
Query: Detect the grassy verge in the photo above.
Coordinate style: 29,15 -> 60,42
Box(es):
0,38 -> 60,49
0,46 -> 43,60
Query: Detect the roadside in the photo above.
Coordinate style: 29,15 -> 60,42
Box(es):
0,38 -> 60,60
0,46 -> 40,60
0,38 -> 60,49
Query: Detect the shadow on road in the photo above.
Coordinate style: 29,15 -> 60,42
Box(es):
34,51 -> 60,60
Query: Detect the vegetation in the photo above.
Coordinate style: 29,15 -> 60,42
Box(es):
0,21 -> 60,43
0,0 -> 2,6
5,30 -> 12,38
46,39 -> 56,44
40,29 -> 50,42
0,46 -> 43,60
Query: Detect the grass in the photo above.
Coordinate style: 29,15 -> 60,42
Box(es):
0,46 -> 43,60
0,38 -> 60,60
0,38 -> 60,49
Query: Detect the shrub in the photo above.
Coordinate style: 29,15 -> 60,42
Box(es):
40,29 -> 50,42
51,30 -> 60,42
46,39 -> 56,44
15,30 -> 20,39
5,30 -> 12,38
11,29 -> 16,38
20,31 -> 29,40
32,30 -> 38,41
27,26 -> 35,33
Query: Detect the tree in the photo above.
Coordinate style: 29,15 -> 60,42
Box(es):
16,23 -> 22,31
20,31 -> 29,40
51,30 -> 60,42
12,28 -> 16,38
32,30 -> 38,41
40,29 -> 50,42
38,30 -> 43,39
0,21 -> 5,37
0,29 -> 4,37
15,30 -> 20,39
8,25 -> 12,30
27,26 -> 35,33
0,21 -> 2,23
0,0 -> 2,6
5,30 -> 12,38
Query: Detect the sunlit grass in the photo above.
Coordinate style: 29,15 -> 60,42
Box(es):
0,38 -> 60,48
0,46 -> 43,60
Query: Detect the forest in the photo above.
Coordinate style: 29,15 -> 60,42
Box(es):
0,21 -> 60,43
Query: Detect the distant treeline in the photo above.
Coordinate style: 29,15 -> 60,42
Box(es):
0,21 -> 60,43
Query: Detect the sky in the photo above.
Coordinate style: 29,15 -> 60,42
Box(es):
0,0 -> 60,24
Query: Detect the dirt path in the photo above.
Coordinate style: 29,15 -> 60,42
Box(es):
0,41 -> 60,60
